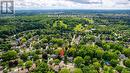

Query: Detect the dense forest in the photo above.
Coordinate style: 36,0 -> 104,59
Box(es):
0,13 -> 130,73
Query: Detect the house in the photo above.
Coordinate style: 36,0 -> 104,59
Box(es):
105,62 -> 111,66
53,65 -> 60,72
51,54 -> 58,59
59,61 -> 65,68
29,64 -> 36,71
67,57 -> 73,63
119,54 -> 126,59
16,39 -> 21,45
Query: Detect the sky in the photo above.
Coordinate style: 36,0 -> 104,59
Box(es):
14,0 -> 130,10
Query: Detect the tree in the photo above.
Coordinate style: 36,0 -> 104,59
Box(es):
50,38 -> 64,46
42,53 -> 48,60
2,50 -> 17,61
93,62 -> 101,70
47,71 -> 55,73
83,18 -> 94,24
82,65 -> 98,73
84,56 -> 91,65
53,21 -> 67,30
95,49 -> 104,59
25,60 -> 33,70
64,53 -> 67,64
92,58 -> 98,63
74,56 -> 84,67
115,65 -> 124,73
54,59 -> 60,65
112,44 -> 123,51
74,24 -> 83,32
103,65 -> 114,73
124,59 -> 130,68
34,62 -> 49,73
0,44 -> 11,51
26,32 -> 32,39
9,60 -> 18,67
54,48 -> 61,55
36,49 -> 42,54
20,53 -> 28,61
18,59 -> 24,67
21,37 -> 27,43
59,21 -> 67,29
77,45 -> 95,58
110,59 -> 119,67
68,47 -> 76,57
123,48 -> 130,58
33,54 -> 39,61
59,68 -> 70,73
121,68 -> 130,73
103,51 -> 118,61
74,68 -> 83,73
102,43 -> 110,50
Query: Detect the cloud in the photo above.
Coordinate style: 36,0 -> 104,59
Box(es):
15,0 -> 130,10
67,0 -> 102,4
115,0 -> 130,5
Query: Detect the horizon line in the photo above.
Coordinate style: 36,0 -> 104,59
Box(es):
15,9 -> 130,11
